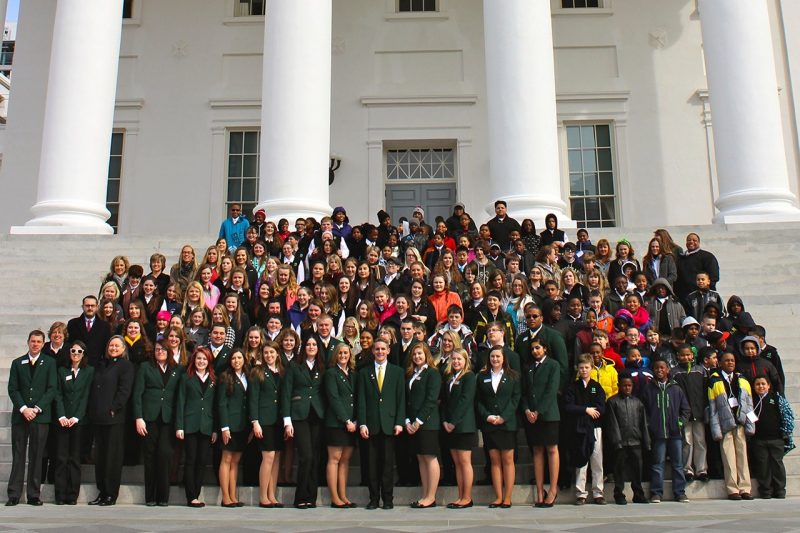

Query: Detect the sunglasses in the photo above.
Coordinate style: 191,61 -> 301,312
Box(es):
525,314 -> 542,319
70,348 -> 84,354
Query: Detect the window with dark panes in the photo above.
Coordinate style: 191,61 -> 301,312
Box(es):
106,132 -> 124,232
235,0 -> 266,16
562,0 -> 600,8
398,0 -> 437,12
123,0 -> 133,18
567,124 -> 617,228
227,130 -> 260,218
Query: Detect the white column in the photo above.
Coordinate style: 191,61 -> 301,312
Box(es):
256,0 -> 332,222
482,0 -> 571,227
699,0 -> 800,223
0,0 -> 8,43
12,0 -> 123,234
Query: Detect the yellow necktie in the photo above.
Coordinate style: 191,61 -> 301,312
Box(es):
377,365 -> 384,392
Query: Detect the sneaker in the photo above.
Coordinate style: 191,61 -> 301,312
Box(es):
614,496 -> 627,505
594,497 -> 607,505
685,472 -> 694,482
696,472 -> 709,482
574,497 -> 586,506
676,494 -> 690,503
649,495 -> 661,504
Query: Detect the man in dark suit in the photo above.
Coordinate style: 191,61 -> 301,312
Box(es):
486,200 -> 521,250
207,324 -> 232,374
316,315 -> 341,364
6,330 -> 57,506
357,340 -> 405,509
67,295 -> 112,368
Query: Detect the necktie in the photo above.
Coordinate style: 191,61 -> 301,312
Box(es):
377,365 -> 384,392
86,318 -> 92,332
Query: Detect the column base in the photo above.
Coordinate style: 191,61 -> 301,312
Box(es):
255,198 -> 333,224
484,195 -> 576,229
11,200 -> 114,235
713,188 -> 800,224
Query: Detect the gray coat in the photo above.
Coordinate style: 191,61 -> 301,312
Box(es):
708,371 -> 755,441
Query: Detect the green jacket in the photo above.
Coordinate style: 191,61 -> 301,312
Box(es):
514,326 -> 569,390
132,362 -> 182,423
211,345 -> 232,375
319,337 -> 342,365
248,367 -> 281,427
323,366 -> 357,429
217,371 -> 249,432
475,370 -> 521,432
357,362 -> 405,435
176,373 -> 217,435
8,354 -> 57,425
440,371 -> 477,433
55,366 -> 94,424
474,346 -> 521,374
520,357 -> 561,422
406,367 -> 441,430
281,360 -> 326,421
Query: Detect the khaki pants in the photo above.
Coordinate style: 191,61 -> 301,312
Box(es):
682,421 -> 707,476
720,425 -> 751,495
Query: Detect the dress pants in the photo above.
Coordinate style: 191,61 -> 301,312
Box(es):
293,412 -> 322,504
682,421 -> 707,476
54,424 -> 83,502
367,431 -> 396,505
613,445 -> 644,500
142,418 -> 175,503
7,421 -> 49,500
750,438 -> 786,498
396,432 -> 420,485
575,427 -> 603,499
94,423 -> 126,500
720,425 -> 751,495
183,432 -> 212,502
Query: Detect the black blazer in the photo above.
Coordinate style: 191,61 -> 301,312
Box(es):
89,357 -> 135,425
55,366 -> 95,424
66,315 -> 112,367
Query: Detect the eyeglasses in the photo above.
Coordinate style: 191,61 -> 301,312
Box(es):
70,348 -> 84,354
155,347 -> 167,352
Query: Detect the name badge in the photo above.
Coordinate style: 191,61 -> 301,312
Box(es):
484,378 -> 492,383
746,411 -> 759,424
728,397 -> 739,408
65,375 -> 73,381
21,359 -> 28,365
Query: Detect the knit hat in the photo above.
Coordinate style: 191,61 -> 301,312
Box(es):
254,209 -> 266,220
681,316 -> 700,329
412,206 -> 425,219
377,210 -> 391,224
156,310 -> 172,322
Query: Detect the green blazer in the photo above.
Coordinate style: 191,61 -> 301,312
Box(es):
248,367 -> 281,427
440,371 -> 477,433
356,362 -> 405,435
514,326 -> 569,390
55,366 -> 94,425
475,346 -> 521,374
319,337 -> 342,365
475,370 -> 521,432
8,354 -> 57,425
132,362 -> 182,423
217,372 -> 249,432
176,373 -> 217,435
281,360 -> 326,421
323,366 -> 357,429
520,357 -> 561,422
211,345 -> 232,375
406,367 -> 441,430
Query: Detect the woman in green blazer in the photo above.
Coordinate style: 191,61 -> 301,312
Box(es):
323,343 -> 358,508
176,347 -> 217,508
520,338 -> 561,508
54,340 -> 94,505
405,343 -> 442,509
476,346 -> 521,508
248,341 -> 284,508
132,339 -> 182,506
440,348 -> 477,509
217,348 -> 250,507
281,335 -> 326,508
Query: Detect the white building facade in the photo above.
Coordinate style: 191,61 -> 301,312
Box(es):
2,0 -> 800,235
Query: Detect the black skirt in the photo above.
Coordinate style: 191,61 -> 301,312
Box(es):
326,427 -> 356,448
447,431 -> 478,451
482,429 -> 517,451
524,420 -> 560,447
223,430 -> 248,453
257,423 -> 284,452
411,429 -> 440,456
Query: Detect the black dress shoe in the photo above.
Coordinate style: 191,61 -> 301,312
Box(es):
27,498 -> 43,506
157,502 -> 169,507
145,501 -> 157,507
55,500 -> 65,506
259,502 -> 274,508
98,497 -> 115,506
347,502 -> 357,508
67,500 -> 77,505
366,501 -> 379,510
331,502 -> 349,508
382,503 -> 394,510
188,501 -> 205,508
272,502 -> 284,508
88,495 -> 105,505
488,502 -> 502,508
411,501 -> 436,509
221,502 -> 238,508
5,498 -> 18,506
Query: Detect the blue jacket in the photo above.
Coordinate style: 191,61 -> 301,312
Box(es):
219,217 -> 250,251
641,379 -> 690,439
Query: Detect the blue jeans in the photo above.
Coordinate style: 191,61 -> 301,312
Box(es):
651,438 -> 686,497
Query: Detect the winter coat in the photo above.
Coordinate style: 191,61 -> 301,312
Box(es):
641,379 -> 690,440
605,393 -> 651,449
669,363 -> 708,422
707,370 -> 755,441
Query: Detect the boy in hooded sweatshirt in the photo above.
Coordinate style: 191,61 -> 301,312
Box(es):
752,325 -> 785,388
642,360 -> 691,503
684,272 -> 724,320
670,344 -> 709,482
737,336 -> 783,396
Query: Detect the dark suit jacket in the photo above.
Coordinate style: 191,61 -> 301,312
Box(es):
357,362 -> 405,435
514,325 -> 569,390
475,370 -> 521,432
55,366 -> 94,424
132,362 -> 182,423
217,372 -> 249,432
67,315 -> 111,367
281,361 -> 325,421
323,367 -> 357,428
89,357 -> 135,425
209,345 -> 232,375
406,367 -> 441,430
248,367 -> 281,427
8,353 -> 57,425
176,373 -> 216,435
440,371 -> 477,433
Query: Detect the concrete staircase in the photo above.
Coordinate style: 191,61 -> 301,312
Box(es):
0,223 -> 797,504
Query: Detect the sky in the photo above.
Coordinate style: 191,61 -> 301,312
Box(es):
7,0 -> 18,22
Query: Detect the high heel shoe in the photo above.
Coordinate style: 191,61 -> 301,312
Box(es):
542,493 -> 558,508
